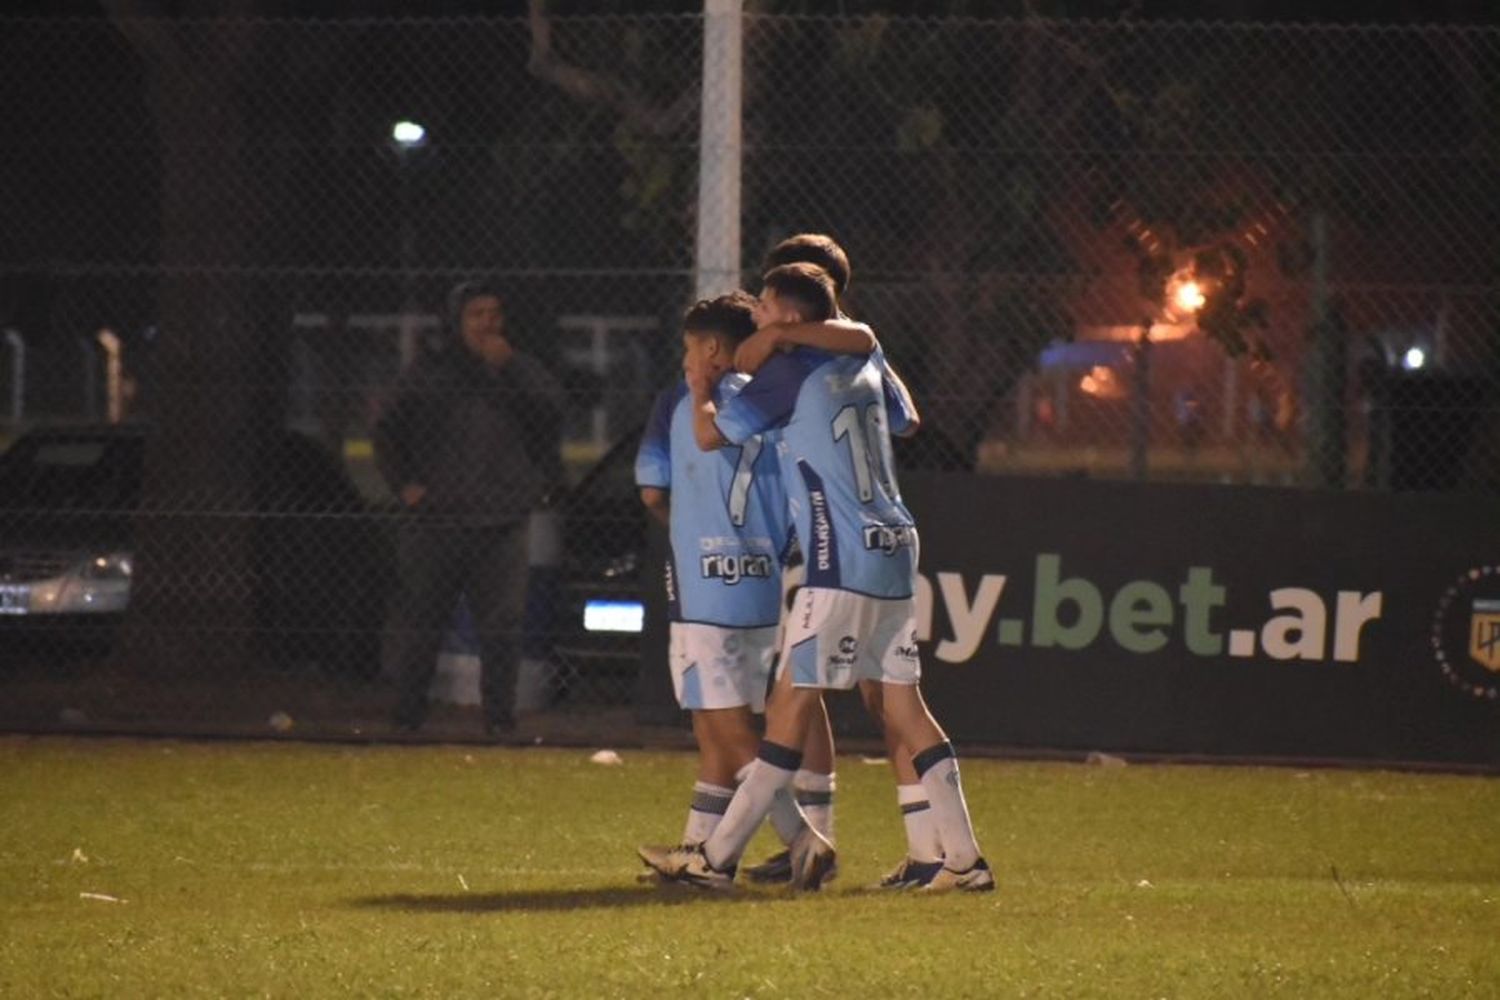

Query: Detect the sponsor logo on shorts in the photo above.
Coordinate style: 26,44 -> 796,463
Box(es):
700,552 -> 774,586
863,523 -> 917,556
829,634 -> 859,668
894,629 -> 920,661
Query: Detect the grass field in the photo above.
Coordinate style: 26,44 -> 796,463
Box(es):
1,737 -> 1497,998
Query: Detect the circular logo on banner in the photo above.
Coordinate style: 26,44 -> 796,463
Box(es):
1432,565 -> 1500,701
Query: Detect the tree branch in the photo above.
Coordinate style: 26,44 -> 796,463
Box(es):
526,0 -> 695,136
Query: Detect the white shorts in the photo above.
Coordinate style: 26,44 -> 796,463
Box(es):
779,587 -> 921,690
669,622 -> 777,711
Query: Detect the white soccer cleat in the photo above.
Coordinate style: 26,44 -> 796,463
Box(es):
637,843 -> 736,892
787,826 -> 838,891
923,857 -> 996,893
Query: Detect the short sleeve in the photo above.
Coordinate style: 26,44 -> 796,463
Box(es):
875,347 -> 916,437
714,352 -> 809,445
634,385 -> 679,489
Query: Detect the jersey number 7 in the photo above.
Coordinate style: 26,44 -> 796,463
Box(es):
727,437 -> 764,527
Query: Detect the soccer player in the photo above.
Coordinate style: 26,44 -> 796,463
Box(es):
738,234 -> 948,889
640,264 -> 992,892
634,292 -> 870,856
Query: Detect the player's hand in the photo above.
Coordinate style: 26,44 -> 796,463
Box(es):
684,353 -> 716,399
476,334 -> 515,370
733,327 -> 780,375
399,483 -> 427,508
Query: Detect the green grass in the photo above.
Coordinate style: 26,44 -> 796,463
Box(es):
1,737 -> 1497,998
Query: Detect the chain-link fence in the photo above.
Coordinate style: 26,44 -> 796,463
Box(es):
1,11 -> 1496,741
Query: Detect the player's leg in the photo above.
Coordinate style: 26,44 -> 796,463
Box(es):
698,663 -> 826,873
638,663 -> 828,891
684,706 -> 760,846
668,623 -> 766,847
715,587 -> 873,882
745,630 -> 821,883
795,694 -> 836,843
868,601 -> 991,891
642,591 -> 848,888
860,679 -> 944,884
878,682 -> 991,889
779,537 -> 836,841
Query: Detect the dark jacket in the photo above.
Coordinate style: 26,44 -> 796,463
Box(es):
374,345 -> 565,523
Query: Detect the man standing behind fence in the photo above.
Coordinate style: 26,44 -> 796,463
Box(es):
374,278 -> 565,736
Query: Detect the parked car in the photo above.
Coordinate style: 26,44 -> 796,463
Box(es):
0,423 -> 392,674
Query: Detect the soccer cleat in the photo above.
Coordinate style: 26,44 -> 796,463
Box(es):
788,826 -> 838,891
872,856 -> 944,890
743,849 -> 793,884
637,843 -> 736,892
923,857 -> 996,893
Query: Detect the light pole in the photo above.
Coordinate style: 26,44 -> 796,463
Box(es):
694,0 -> 743,300
391,120 -> 428,369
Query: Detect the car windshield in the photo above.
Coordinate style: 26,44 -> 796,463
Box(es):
0,435 -> 143,511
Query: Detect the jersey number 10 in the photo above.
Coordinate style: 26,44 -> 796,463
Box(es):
833,403 -> 894,503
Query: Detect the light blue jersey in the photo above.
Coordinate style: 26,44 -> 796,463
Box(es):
714,346 -> 918,599
635,376 -> 789,628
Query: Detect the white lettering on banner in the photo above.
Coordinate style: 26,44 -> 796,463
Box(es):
911,557 -> 1386,666
1261,587 -> 1326,660
935,572 -> 1007,664
1333,591 -> 1383,662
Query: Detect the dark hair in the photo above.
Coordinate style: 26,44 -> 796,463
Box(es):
445,278 -> 504,332
682,289 -> 758,346
764,233 -> 850,296
760,263 -> 837,322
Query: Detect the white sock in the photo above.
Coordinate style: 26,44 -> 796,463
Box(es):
703,742 -> 801,871
767,790 -> 805,847
914,742 -> 981,871
741,761 -> 805,847
897,783 -> 942,862
682,781 -> 735,846
795,769 -> 836,843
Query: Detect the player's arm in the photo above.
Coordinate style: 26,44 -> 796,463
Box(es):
638,487 -> 670,526
882,356 -> 921,438
689,378 -> 731,452
734,319 -> 874,374
713,353 -> 803,451
634,387 -> 676,509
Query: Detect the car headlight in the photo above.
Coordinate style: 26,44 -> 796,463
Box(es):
601,552 -> 639,579
79,553 -> 133,581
